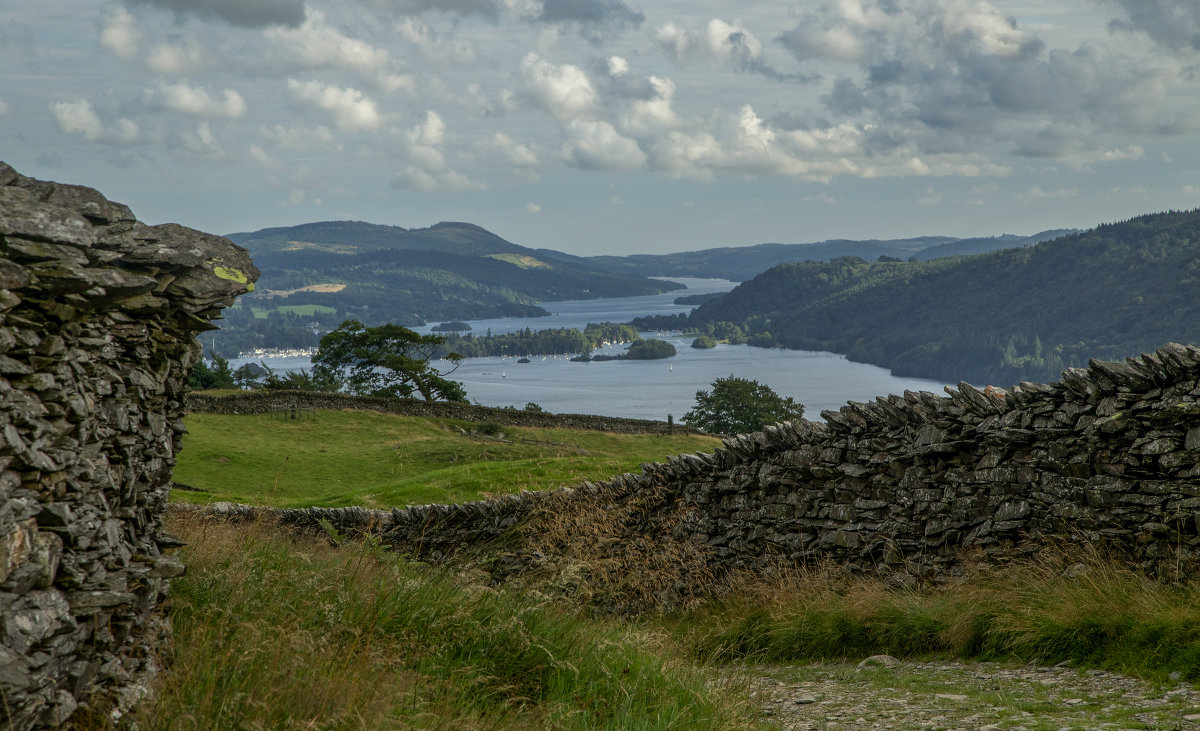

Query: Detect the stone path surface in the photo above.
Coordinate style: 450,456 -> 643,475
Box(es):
742,659 -> 1200,730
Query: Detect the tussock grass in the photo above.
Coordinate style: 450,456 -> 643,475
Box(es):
141,514 -> 751,730
680,553 -> 1200,682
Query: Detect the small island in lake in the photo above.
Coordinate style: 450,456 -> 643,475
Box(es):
572,339 -> 677,362
432,320 -> 472,332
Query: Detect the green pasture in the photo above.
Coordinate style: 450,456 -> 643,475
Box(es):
173,409 -> 720,508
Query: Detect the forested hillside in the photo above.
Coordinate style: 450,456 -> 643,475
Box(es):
580,236 -> 956,281
212,220 -> 682,355
673,209 -> 1200,386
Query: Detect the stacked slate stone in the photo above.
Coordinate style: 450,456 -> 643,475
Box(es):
0,163 -> 256,729
680,342 -> 1200,580
200,344 -> 1200,601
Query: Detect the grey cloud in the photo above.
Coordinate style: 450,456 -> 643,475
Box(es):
538,0 -> 643,40
375,0 -> 502,22
586,59 -> 656,99
539,0 -> 642,26
729,32 -> 820,82
1105,0 -> 1200,52
775,0 -> 1199,160
823,77 -> 868,115
125,0 -> 305,28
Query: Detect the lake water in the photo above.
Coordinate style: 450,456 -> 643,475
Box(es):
234,278 -> 946,421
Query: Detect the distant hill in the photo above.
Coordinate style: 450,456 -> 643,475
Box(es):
667,209 -> 1200,386
212,220 -> 683,356
909,229 -> 1078,261
575,237 -> 958,281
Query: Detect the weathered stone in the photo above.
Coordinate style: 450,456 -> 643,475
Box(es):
0,163 -> 255,729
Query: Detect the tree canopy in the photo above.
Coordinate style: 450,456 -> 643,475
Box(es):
312,320 -> 466,402
682,375 -> 805,435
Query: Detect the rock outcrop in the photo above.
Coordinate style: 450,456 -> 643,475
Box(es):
0,163 -> 256,728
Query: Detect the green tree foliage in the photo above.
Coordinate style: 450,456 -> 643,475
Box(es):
312,320 -> 466,402
189,354 -> 235,390
682,376 -> 805,435
684,208 -> 1200,385
623,338 -> 676,360
690,335 -> 717,349
442,323 -> 640,358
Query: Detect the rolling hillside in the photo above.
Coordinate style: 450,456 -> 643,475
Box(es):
675,209 -> 1200,386
211,220 -> 683,355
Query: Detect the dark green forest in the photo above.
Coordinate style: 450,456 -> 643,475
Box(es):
644,208 -> 1200,386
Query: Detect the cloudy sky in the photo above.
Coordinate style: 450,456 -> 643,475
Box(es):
3,0 -> 1199,255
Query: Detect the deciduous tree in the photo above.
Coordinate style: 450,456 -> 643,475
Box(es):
682,375 -> 804,435
312,320 -> 466,401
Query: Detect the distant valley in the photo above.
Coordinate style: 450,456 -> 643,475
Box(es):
212,212 -> 1200,393
212,218 -> 1078,358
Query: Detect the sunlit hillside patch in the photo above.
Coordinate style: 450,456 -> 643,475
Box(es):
486,252 -> 552,269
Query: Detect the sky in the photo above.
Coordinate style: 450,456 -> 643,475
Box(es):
3,0 -> 1199,256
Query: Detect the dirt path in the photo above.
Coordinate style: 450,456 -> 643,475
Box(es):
742,659 -> 1200,730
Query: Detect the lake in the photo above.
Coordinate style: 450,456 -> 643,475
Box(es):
234,277 -> 946,421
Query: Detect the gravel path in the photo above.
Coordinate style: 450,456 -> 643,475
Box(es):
742,659 -> 1200,730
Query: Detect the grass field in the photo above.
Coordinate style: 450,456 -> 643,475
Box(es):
147,410 -> 1200,729
173,410 -> 721,508
138,517 -> 753,730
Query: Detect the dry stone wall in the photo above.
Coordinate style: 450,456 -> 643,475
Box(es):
203,343 -> 1200,601
0,163 -> 255,729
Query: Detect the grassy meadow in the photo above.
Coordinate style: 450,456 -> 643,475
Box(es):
173,410 -> 721,508
135,407 -> 1200,729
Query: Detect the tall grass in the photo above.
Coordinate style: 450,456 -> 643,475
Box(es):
680,556 -> 1200,682
141,515 -> 751,730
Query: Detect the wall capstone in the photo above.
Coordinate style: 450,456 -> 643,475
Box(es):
0,163 -> 256,728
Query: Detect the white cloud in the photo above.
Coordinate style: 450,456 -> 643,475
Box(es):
261,123 -> 339,150
486,133 -> 540,168
0,100 -> 9,116
392,110 -> 485,191
175,120 -> 224,155
655,19 -> 762,67
620,75 -> 678,135
247,144 -> 282,169
265,11 -> 390,74
146,38 -> 207,75
377,72 -> 417,94
525,202 -> 541,213
397,18 -> 476,66
287,79 -> 382,131
156,81 -> 247,118
521,53 -> 597,122
1101,145 -> 1145,161
559,119 -> 646,171
50,99 -> 140,145
99,6 -> 142,62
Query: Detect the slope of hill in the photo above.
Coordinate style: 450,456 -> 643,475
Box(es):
576,237 -> 958,281
910,229 -> 1078,261
681,209 -> 1200,386
212,220 -> 683,355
